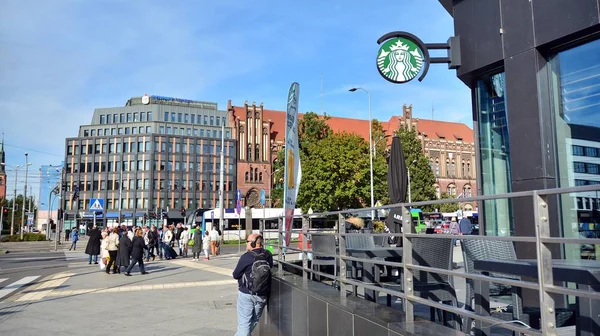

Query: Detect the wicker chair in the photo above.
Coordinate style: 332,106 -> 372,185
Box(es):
461,239 -> 575,334
379,237 -> 458,329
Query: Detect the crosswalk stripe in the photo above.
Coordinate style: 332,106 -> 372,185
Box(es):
0,276 -> 40,300
17,273 -> 74,302
0,278 -> 7,285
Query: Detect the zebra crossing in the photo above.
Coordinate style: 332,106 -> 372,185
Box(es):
0,276 -> 40,301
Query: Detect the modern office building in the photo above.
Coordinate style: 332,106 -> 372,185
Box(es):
228,100 -> 477,209
37,163 -> 63,231
63,95 -> 237,229
439,1 -> 600,259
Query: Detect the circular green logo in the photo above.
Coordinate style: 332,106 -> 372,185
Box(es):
377,37 -> 424,83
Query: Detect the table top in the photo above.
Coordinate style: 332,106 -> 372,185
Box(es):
474,259 -> 600,285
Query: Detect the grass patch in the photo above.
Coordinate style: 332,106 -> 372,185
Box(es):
0,233 -> 47,242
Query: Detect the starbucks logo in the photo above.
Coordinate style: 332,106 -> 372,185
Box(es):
377,37 -> 424,84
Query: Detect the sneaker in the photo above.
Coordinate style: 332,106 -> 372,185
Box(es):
125,273 -> 132,276
203,257 -> 210,260
141,272 -> 149,275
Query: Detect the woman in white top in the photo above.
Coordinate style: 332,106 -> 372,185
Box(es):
105,228 -> 120,274
179,227 -> 190,258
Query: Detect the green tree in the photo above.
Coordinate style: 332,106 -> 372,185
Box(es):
394,127 -> 437,210
1,195 -> 35,235
298,111 -> 332,150
438,192 -> 460,212
370,120 -> 390,205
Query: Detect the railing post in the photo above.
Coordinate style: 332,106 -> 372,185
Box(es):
278,217 -> 283,277
338,214 -> 347,298
533,192 -> 557,336
401,204 -> 414,325
302,216 -> 309,283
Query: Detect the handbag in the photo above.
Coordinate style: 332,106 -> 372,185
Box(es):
188,240 -> 194,247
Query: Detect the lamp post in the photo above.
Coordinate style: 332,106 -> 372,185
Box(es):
20,153 -> 30,240
349,87 -> 374,219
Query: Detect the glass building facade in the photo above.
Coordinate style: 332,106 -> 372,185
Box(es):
440,0 -> 600,261
63,96 -> 237,228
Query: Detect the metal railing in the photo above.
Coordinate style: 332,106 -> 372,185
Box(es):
266,184 -> 600,336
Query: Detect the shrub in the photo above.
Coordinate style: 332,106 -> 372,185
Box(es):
0,233 -> 46,242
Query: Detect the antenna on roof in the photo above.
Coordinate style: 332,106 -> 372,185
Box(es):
320,73 -> 324,114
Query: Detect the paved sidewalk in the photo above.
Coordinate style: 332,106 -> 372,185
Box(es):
0,248 -> 245,336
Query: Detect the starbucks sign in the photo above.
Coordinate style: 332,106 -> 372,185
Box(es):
376,32 -> 435,84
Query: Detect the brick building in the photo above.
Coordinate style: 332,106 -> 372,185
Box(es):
228,101 -> 477,210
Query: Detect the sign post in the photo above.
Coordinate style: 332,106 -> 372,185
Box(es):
236,190 -> 242,253
89,199 -> 104,231
260,189 -> 266,235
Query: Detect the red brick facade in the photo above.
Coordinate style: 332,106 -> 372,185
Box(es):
228,101 -> 477,210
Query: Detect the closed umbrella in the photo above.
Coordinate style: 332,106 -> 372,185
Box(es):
385,136 -> 408,234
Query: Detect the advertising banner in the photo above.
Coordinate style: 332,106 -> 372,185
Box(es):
283,82 -> 301,246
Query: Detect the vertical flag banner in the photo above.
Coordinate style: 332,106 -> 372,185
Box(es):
283,82 -> 301,246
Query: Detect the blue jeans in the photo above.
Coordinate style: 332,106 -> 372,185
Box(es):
88,254 -> 98,263
235,291 -> 267,336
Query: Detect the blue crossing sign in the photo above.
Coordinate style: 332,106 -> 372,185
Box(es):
236,189 -> 242,201
89,199 -> 104,212
260,189 -> 266,206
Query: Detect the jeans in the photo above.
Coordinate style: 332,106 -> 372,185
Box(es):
156,242 -> 163,258
88,254 -> 98,264
163,243 -> 171,259
235,291 -> 267,336
69,241 -> 77,250
125,258 -> 146,274
146,245 -> 155,261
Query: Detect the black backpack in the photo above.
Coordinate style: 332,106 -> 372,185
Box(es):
244,251 -> 271,295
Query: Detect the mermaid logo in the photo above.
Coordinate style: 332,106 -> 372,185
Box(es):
377,37 -> 425,84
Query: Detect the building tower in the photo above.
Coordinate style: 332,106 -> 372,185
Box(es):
0,134 -> 6,200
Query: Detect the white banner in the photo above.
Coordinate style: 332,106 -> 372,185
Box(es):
283,82 -> 301,246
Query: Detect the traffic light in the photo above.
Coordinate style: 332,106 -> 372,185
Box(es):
3,208 -> 8,215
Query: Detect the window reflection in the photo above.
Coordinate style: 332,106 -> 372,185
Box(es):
552,38 -> 600,260
477,72 -> 513,236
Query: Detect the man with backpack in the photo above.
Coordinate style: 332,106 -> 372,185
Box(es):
232,233 -> 273,336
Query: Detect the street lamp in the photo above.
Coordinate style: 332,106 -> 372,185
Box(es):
20,153 -> 31,240
407,159 -> 417,204
349,87 -> 374,219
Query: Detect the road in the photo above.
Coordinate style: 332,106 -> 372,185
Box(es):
0,250 -> 73,302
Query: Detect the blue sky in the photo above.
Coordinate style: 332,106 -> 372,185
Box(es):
0,0 -> 469,199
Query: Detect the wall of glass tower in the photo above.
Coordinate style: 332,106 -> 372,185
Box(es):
63,96 -> 237,229
37,163 -> 63,230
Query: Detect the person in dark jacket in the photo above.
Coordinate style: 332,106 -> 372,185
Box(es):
175,223 -> 184,256
85,225 -> 102,264
232,233 -> 273,336
191,226 -> 203,260
116,233 -> 132,274
125,229 -> 148,276
146,225 -> 158,262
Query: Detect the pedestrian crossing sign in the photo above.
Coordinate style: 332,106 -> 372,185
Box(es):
89,199 -> 104,212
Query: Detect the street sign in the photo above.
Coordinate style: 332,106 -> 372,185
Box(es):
27,213 -> 34,225
236,200 -> 242,215
89,199 -> 104,212
236,189 -> 242,201
211,211 -> 214,220
260,189 -> 266,206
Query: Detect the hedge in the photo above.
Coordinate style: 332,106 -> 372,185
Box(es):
0,233 -> 47,242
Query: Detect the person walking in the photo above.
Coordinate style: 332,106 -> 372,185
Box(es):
191,226 -> 203,261
180,227 -> 190,258
162,225 -> 174,260
105,228 -> 120,274
459,216 -> 473,236
175,223 -> 184,256
125,229 -> 149,276
202,230 -> 211,261
69,227 -> 79,251
209,226 -> 219,256
232,233 -> 273,336
146,225 -> 157,262
116,231 -> 132,274
85,225 -> 101,264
